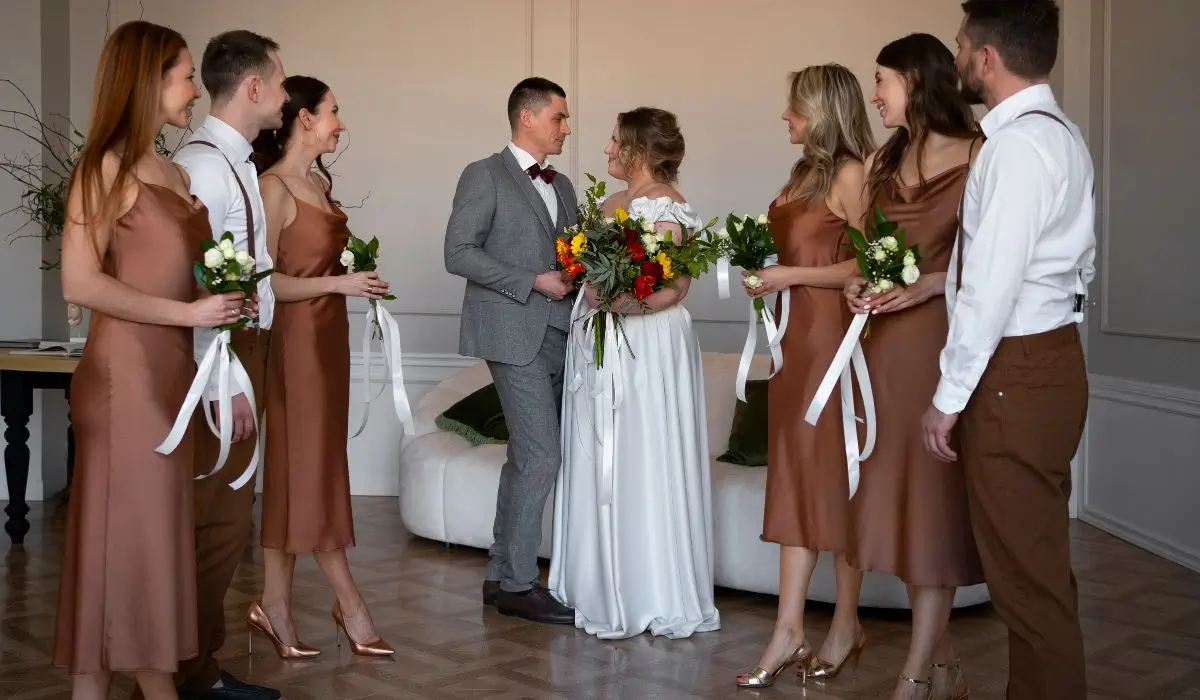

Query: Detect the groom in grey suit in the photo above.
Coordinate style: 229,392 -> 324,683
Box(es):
444,77 -> 578,624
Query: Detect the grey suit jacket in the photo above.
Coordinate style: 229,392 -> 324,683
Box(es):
444,148 -> 579,366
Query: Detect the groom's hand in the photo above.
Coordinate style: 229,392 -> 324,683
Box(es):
534,271 -> 572,301
210,393 -> 255,442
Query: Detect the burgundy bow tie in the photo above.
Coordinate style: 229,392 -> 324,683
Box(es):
527,163 -> 557,183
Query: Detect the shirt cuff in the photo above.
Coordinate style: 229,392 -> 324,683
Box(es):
932,379 -> 971,416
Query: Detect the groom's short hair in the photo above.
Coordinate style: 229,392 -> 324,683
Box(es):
202,29 -> 280,103
507,77 -> 566,129
961,0 -> 1059,79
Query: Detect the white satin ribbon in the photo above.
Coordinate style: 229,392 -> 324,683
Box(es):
719,255 -> 791,402
349,303 -> 414,438
156,330 -> 260,491
567,292 -> 623,507
803,312 -> 877,499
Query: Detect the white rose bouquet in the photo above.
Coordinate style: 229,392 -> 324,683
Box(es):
158,231 -> 275,491
712,213 -> 787,402
845,208 -> 923,335
338,234 -> 413,440
194,231 -> 273,330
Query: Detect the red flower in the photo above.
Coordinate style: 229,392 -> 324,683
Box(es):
633,275 -> 656,300
640,261 -> 663,279
626,241 -> 646,262
624,226 -> 639,245
567,262 -> 584,278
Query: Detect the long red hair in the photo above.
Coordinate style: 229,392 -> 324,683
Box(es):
70,20 -> 187,244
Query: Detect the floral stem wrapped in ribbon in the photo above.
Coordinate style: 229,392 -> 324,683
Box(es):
804,208 -> 921,498
341,234 -> 414,439
156,231 -> 273,490
713,213 -> 788,402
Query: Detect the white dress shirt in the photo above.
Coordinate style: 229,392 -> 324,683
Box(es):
508,142 -> 558,226
174,115 -> 275,396
934,84 -> 1096,415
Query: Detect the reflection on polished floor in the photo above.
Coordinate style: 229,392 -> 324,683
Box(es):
2,496 -> 1198,699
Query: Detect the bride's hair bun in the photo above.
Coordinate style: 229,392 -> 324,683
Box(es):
615,107 -> 684,185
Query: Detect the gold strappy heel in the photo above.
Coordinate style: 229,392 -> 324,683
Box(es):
735,639 -> 811,688
803,628 -> 867,681
897,673 -> 933,699
930,661 -> 970,699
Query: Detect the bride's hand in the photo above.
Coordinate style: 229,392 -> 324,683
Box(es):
584,283 -> 600,309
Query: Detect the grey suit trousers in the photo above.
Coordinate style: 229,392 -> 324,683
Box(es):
485,325 -> 567,591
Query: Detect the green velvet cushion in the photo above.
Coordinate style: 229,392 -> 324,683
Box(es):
435,383 -> 509,445
717,378 -> 769,467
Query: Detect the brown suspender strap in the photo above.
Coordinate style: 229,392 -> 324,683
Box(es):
185,140 -> 256,257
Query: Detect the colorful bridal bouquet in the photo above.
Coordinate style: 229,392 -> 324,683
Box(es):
711,213 -> 786,402
339,234 -> 413,440
157,232 -> 274,491
556,174 -> 719,367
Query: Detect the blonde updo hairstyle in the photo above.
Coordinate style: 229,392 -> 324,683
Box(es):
614,106 -> 685,185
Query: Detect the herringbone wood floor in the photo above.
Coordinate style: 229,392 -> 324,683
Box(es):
2,496 -> 1198,699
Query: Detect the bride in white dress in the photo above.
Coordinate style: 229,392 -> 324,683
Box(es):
548,107 -> 720,640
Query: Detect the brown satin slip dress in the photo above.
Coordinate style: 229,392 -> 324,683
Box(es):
846,164 -> 984,587
259,175 -> 355,554
53,179 -> 208,673
761,195 -> 855,551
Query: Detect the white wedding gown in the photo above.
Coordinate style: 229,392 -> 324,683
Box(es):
548,195 -> 721,640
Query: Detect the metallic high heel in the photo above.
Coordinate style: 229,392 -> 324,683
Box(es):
930,661 -> 970,699
245,601 -> 321,659
802,628 -> 867,681
735,639 -> 811,688
897,674 -> 933,699
332,600 -> 395,657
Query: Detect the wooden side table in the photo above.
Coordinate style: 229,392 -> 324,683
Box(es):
0,349 -> 78,545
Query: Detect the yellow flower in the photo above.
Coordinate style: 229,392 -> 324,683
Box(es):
570,233 -> 587,256
555,238 -> 569,256
615,208 -> 629,224
656,251 -> 674,279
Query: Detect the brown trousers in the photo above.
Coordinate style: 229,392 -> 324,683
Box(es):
176,329 -> 269,694
960,324 -> 1088,700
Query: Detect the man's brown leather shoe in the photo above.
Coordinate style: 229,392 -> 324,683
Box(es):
495,583 -> 574,624
482,580 -> 500,606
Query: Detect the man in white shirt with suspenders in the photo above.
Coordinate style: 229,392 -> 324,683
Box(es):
155,30 -> 286,700
924,2 -> 1095,698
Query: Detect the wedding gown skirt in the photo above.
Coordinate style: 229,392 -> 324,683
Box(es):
549,302 -> 721,639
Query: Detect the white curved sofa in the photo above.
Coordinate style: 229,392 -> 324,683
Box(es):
398,352 -> 989,609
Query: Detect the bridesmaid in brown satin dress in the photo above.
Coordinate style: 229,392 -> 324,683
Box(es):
843,34 -> 984,700
245,76 -> 394,658
735,65 -> 875,690
54,21 -> 252,700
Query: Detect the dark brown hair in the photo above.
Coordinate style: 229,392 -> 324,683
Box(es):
961,0 -> 1060,79
615,107 -> 685,185
866,33 -> 981,206
506,77 -> 566,129
200,29 -> 280,103
251,75 -> 335,195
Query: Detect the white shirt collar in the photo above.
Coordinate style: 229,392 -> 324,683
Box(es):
980,83 -> 1059,138
507,141 -> 546,171
200,114 -> 254,163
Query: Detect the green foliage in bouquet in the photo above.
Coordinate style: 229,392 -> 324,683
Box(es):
193,232 -> 274,330
341,234 -> 397,301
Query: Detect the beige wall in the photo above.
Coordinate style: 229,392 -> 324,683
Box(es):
74,0 -> 964,355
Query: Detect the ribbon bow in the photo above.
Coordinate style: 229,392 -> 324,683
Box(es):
526,163 -> 557,183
